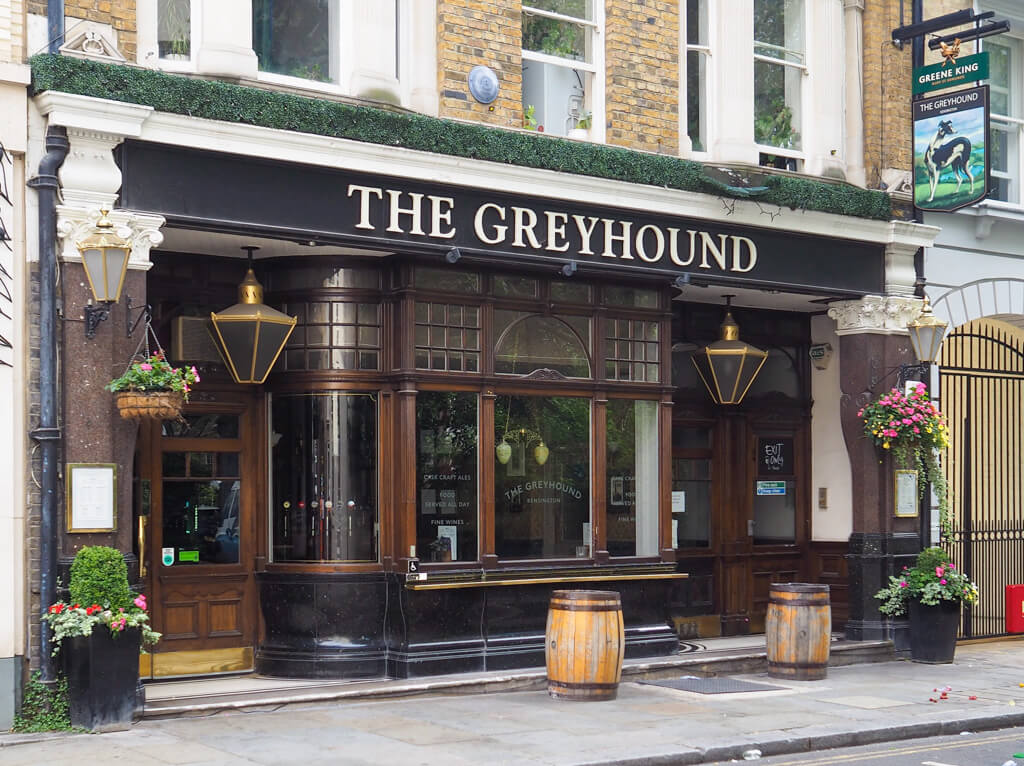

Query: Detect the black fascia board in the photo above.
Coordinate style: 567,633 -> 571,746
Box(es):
892,9 -> 976,42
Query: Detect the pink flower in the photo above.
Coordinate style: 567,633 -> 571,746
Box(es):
940,579 -> 948,585
913,427 -> 920,434
139,363 -> 153,371
936,566 -> 944,577
899,580 -> 908,588
134,595 -> 147,609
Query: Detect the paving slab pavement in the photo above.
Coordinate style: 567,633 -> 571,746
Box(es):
4,640 -> 1024,765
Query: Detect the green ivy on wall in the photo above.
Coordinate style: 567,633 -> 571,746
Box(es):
29,54 -> 892,221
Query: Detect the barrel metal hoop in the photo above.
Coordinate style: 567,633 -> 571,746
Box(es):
768,597 -> 830,607
550,603 -> 623,612
548,680 -> 620,691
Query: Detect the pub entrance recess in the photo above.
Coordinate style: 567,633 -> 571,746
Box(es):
940,318 -> 1024,639
136,394 -> 262,678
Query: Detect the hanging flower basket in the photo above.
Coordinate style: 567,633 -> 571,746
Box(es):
114,390 -> 184,421
859,383 -> 951,535
106,347 -> 199,422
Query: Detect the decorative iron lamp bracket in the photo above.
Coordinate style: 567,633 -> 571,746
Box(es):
83,301 -> 111,339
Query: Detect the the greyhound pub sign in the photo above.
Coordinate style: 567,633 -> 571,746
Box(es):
912,85 -> 989,212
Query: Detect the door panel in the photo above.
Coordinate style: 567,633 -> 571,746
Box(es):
139,398 -> 261,678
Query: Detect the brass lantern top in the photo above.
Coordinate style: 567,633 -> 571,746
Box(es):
77,210 -> 129,252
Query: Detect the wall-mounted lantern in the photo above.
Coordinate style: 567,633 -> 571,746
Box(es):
78,210 -> 131,338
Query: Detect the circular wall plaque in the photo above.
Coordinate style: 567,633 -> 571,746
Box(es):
468,65 -> 499,104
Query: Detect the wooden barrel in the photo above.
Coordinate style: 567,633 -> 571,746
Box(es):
545,590 -> 625,701
766,583 -> 831,681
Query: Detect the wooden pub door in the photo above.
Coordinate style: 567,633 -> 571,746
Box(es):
137,394 -> 262,678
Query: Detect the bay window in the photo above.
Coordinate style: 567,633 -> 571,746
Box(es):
683,0 -> 711,153
522,0 -> 601,138
753,0 -> 805,167
986,37 -> 1022,204
252,0 -> 337,82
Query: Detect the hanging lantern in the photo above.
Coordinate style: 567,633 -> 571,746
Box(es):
533,440 -> 549,466
691,296 -> 768,405
907,295 -> 948,364
495,439 -> 512,465
210,247 -> 297,384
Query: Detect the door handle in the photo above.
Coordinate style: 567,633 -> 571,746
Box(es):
138,516 -> 149,578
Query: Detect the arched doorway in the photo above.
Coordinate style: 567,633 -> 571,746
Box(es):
940,317 -> 1024,638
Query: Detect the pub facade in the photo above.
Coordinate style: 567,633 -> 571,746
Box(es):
18,0 -> 939,686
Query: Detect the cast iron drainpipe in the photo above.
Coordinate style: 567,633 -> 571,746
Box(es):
27,126 -> 69,684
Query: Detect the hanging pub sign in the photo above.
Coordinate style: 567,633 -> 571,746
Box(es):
912,85 -> 989,212
912,52 -> 988,95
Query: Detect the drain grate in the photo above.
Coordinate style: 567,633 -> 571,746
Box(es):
638,676 -> 786,694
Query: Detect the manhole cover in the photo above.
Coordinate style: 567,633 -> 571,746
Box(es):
638,676 -> 786,694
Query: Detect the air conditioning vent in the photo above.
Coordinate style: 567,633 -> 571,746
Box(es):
171,316 -> 222,363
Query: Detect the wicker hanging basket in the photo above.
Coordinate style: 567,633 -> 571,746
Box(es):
114,390 -> 184,421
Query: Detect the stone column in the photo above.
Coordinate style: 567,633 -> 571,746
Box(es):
843,0 -> 866,187
196,0 -> 258,80
828,295 -> 924,642
33,93 -> 164,576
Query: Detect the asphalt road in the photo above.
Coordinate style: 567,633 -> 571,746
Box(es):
709,728 -> 1024,766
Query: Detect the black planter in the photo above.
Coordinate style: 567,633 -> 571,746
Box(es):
62,626 -> 141,730
908,599 -> 961,664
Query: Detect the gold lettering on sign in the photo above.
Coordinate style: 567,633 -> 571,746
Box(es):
474,202 -> 507,244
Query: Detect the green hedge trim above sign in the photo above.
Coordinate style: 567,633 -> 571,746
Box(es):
30,54 -> 892,221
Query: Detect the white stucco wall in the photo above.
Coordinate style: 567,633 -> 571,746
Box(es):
0,62 -> 29,730
810,314 -> 852,541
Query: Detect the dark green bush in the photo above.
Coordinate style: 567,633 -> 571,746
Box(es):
68,546 -> 131,610
29,54 -> 892,221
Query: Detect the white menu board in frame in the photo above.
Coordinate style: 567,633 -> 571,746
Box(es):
66,463 -> 117,532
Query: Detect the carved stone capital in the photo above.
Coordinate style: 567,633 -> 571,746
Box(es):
55,206 -> 165,270
828,295 -> 924,336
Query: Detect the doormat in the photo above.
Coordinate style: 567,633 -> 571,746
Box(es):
638,676 -> 787,694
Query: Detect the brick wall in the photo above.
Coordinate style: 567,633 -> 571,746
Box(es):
27,0 -> 137,61
437,0 -> 522,129
862,0 -> 975,187
862,0 -> 913,185
0,0 -> 25,62
605,0 -> 678,154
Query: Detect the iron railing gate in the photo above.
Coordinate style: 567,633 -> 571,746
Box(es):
940,319 -> 1024,639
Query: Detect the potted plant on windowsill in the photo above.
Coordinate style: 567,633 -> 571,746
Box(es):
875,547 -> 978,663
106,352 -> 199,421
567,111 -> 592,140
43,546 -> 161,730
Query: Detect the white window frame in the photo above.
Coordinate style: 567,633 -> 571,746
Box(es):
983,33 -> 1023,206
137,0 -> 431,111
521,2 -> 605,141
752,0 -> 808,165
681,0 -> 714,157
138,0 -> 201,73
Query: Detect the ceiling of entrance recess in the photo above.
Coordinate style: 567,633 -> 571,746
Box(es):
159,227 -> 840,314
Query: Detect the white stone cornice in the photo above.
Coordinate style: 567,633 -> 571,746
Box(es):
34,91 -> 153,137
828,295 -> 925,335
56,206 -> 164,270
31,92 -> 944,250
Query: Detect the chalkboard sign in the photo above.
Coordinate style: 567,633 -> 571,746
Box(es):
758,438 -> 794,476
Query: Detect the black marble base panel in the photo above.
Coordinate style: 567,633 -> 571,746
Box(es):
256,570 -> 679,679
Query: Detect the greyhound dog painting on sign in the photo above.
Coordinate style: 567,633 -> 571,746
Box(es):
912,85 -> 989,212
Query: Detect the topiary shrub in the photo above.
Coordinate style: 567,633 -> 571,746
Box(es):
68,546 -> 132,610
